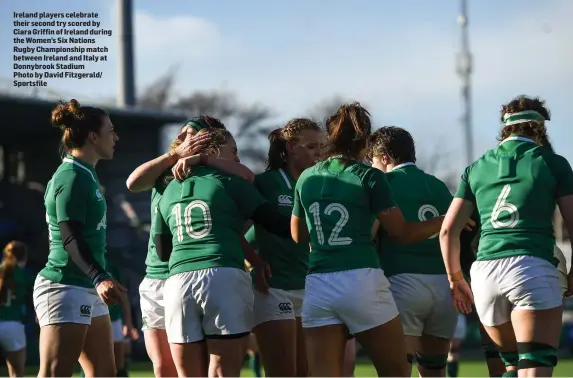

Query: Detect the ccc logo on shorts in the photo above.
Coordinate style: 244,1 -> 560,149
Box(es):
79,305 -> 92,317
278,302 -> 292,313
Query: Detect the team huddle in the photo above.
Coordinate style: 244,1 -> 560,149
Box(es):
8,94 -> 572,377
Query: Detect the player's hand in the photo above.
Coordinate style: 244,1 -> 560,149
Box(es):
96,278 -> 126,305
565,272 -> 573,297
172,154 -> 202,181
123,324 -> 140,340
253,262 -> 272,294
450,279 -> 474,314
173,132 -> 210,159
464,218 -> 476,231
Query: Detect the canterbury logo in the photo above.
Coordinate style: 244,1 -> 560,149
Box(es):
278,302 -> 292,313
278,195 -> 293,206
95,189 -> 103,200
80,305 -> 92,317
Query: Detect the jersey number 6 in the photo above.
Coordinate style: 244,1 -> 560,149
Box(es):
308,202 -> 353,246
491,184 -> 519,229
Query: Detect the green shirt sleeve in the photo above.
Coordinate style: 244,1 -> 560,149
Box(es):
54,170 -> 92,223
227,176 -> 267,218
366,168 -> 397,213
544,153 -> 573,198
152,202 -> 171,236
292,182 -> 303,217
454,166 -> 475,202
244,225 -> 257,249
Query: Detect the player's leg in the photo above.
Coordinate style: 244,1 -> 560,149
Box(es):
295,317 -> 309,376
0,321 -> 27,378
342,336 -> 356,377
388,274 -> 434,377
419,275 -> 458,378
471,259 -> 519,377
78,299 -> 116,377
478,321 -> 506,377
34,277 -> 93,377
112,319 -> 127,376
245,333 -> 262,377
505,256 -> 563,377
302,272 -> 348,376
447,315 -> 466,378
164,271 -> 209,377
202,267 -> 254,377
340,268 -> 409,377
139,278 -> 177,378
252,289 -> 297,376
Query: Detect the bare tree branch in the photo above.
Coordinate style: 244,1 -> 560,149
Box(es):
138,66 -> 179,109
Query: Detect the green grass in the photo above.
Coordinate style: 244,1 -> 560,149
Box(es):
12,358 -> 573,377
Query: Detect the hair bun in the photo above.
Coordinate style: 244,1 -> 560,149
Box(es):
51,99 -> 83,130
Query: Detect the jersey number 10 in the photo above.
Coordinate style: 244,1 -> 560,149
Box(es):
309,202 -> 353,246
171,201 -> 213,242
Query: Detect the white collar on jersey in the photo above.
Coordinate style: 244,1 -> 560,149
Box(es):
499,136 -> 536,146
391,162 -> 416,171
278,168 -> 292,190
62,157 -> 96,183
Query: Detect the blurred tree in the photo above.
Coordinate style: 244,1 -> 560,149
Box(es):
138,69 -> 276,172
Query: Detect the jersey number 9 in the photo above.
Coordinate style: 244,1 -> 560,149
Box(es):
308,202 -> 353,246
171,201 -> 213,242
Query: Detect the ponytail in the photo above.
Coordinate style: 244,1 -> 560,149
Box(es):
0,241 -> 27,305
266,128 -> 288,171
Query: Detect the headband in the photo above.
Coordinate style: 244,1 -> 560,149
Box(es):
186,118 -> 209,132
502,110 -> 546,126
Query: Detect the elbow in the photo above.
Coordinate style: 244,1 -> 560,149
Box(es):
439,226 -> 451,245
125,176 -> 141,192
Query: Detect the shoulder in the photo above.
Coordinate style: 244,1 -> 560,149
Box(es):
254,170 -> 276,189
297,165 -> 317,185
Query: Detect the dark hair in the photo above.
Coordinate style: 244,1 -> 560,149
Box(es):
51,99 -> 108,156
368,126 -> 416,164
266,118 -> 321,170
323,102 -> 371,160
0,241 -> 28,305
498,95 -> 550,143
186,115 -> 226,132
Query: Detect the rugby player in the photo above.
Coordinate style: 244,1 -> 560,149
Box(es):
440,95 -> 573,377
245,118 -> 322,376
153,128 -> 292,377
34,99 -> 123,377
126,116 -> 256,377
291,102 -> 445,376
368,126 -> 458,377
0,241 -> 29,377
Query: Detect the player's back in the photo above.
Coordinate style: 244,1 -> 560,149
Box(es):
378,164 -> 452,276
158,166 -> 251,275
295,158 -> 385,274
464,137 -> 567,264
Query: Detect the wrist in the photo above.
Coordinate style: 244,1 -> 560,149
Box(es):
93,272 -> 110,288
166,150 -> 178,163
448,270 -> 464,283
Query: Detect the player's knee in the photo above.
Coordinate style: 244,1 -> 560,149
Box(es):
415,351 -> 447,370
516,342 -> 558,369
499,351 -> 519,368
482,342 -> 500,360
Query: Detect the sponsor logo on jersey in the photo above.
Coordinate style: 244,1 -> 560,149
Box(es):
278,302 -> 293,313
80,305 -> 92,317
278,195 -> 293,207
95,189 -> 104,200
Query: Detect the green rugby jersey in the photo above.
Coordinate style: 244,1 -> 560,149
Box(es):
293,157 -> 396,274
0,265 -> 29,321
455,135 -> 573,265
154,166 -> 266,276
144,170 -> 171,280
244,169 -> 309,290
378,163 -> 452,276
40,154 -> 107,288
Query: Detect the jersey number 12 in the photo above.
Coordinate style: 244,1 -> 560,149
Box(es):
309,202 -> 353,246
